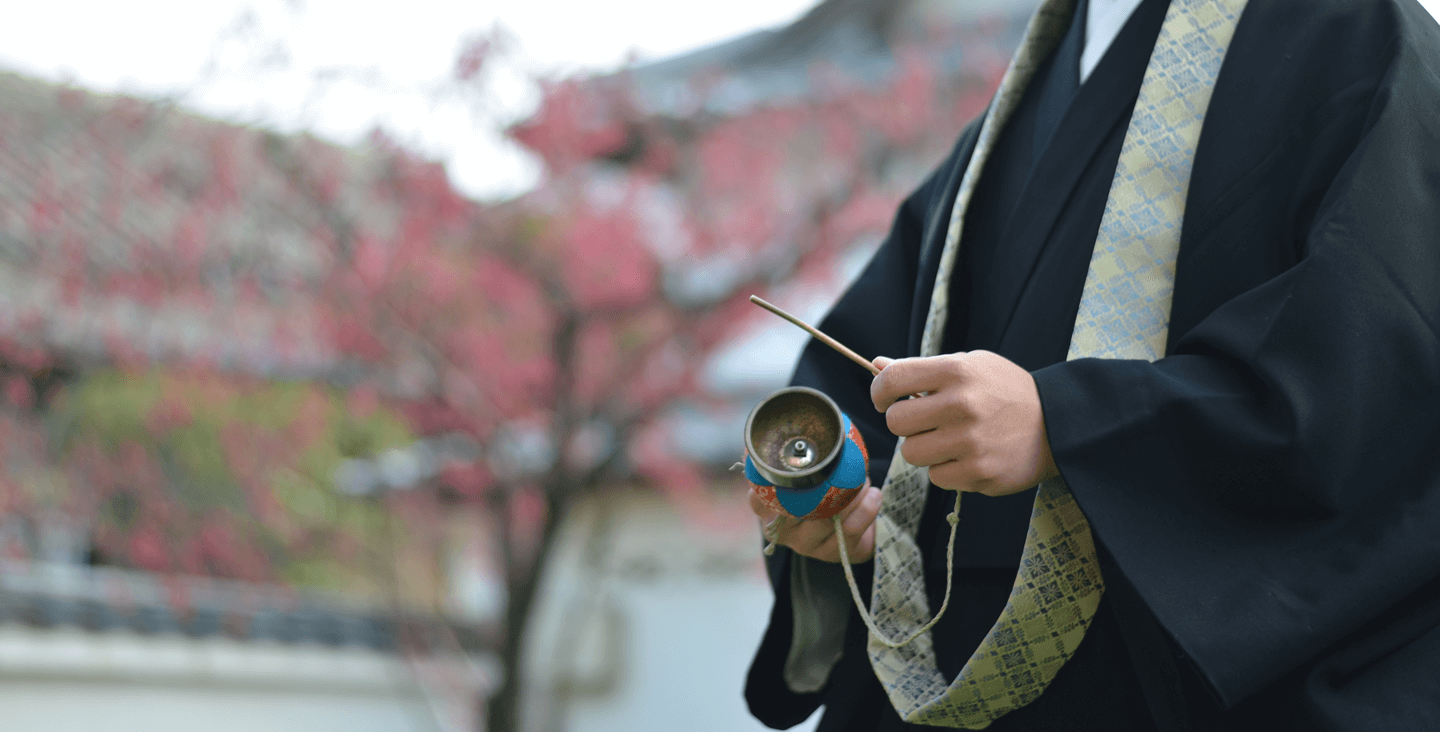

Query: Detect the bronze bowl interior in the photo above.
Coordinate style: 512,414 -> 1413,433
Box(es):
745,387 -> 844,489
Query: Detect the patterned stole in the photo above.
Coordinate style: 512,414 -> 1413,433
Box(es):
865,0 -> 1248,726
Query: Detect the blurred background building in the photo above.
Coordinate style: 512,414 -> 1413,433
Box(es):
23,0 -> 1435,728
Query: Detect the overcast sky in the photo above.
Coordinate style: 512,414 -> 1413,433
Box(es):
3,1 -> 1438,202
0,0 -> 820,201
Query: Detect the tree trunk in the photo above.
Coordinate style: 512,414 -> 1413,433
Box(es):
485,492 -> 568,732
488,306 -> 585,731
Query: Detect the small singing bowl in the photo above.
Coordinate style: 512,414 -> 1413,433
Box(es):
745,387 -> 844,489
744,387 -> 868,520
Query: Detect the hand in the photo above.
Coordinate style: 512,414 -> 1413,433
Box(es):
748,480 -> 882,563
870,351 -> 1058,496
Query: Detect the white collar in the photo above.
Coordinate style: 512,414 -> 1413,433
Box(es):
1081,0 -> 1147,83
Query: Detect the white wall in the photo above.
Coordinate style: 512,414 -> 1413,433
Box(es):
522,488 -> 821,732
0,625 -> 483,732
0,679 -> 434,732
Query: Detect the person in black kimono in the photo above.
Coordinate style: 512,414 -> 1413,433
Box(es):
744,0 -> 1440,730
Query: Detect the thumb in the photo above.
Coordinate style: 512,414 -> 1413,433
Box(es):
872,356 -> 895,371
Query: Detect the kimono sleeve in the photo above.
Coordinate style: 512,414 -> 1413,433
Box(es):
1032,11 -> 1440,711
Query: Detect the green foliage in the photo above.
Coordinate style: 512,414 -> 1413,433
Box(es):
57,369 -> 415,492
47,368 -> 420,592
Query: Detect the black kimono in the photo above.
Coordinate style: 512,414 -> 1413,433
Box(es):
745,1 -> 1440,730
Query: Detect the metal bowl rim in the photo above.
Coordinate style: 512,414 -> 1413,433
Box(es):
743,386 -> 846,488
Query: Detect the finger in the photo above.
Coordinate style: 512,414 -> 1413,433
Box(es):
883,387 -> 969,437
928,459 -> 985,492
810,485 -> 880,563
899,427 -> 974,468
749,487 -> 779,522
840,483 -> 882,537
850,521 -> 877,563
824,497 -> 880,564
872,356 -> 895,371
870,356 -> 963,412
927,460 -> 961,490
830,479 -> 874,523
770,484 -> 880,559
804,530 -> 838,562
781,515 -> 838,555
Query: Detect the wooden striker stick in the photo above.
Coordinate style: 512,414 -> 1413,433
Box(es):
749,296 -> 881,376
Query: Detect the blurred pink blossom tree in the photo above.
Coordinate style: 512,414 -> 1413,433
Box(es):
0,4 -> 1019,727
